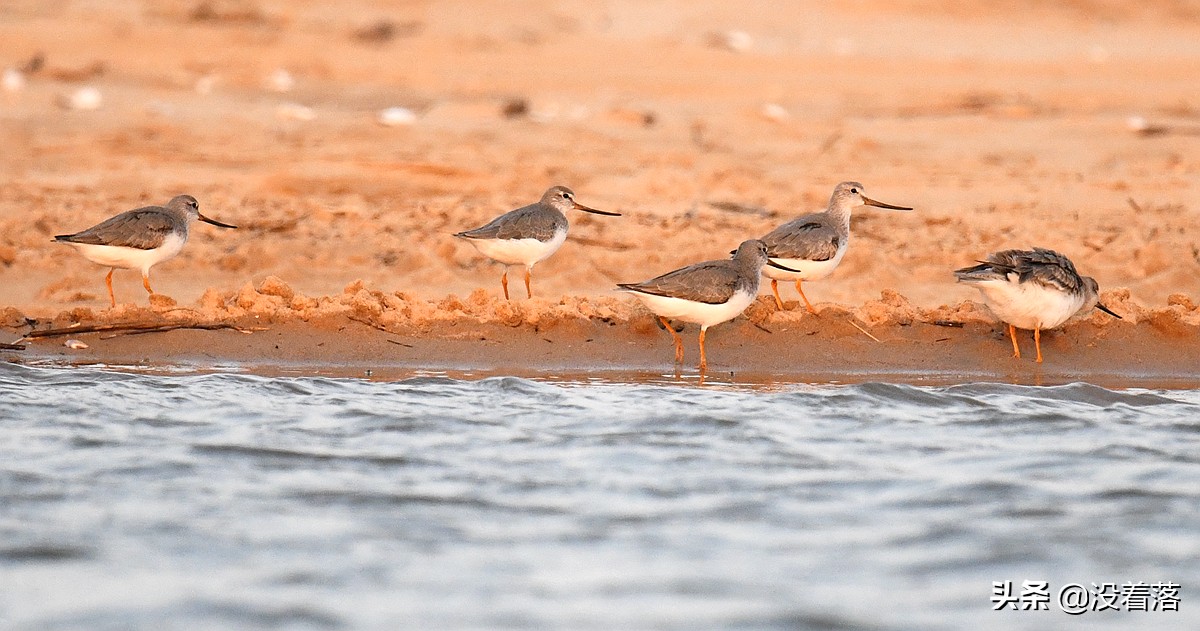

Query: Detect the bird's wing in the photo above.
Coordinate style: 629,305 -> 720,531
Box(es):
954,247 -> 1083,292
618,260 -> 740,305
455,204 -> 562,241
760,215 -> 840,261
55,208 -> 175,250
1018,247 -> 1084,293
952,260 -> 1007,283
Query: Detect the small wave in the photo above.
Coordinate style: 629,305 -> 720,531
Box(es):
1094,487 -> 1189,501
190,443 -> 424,467
0,543 -> 92,562
945,381 -> 1182,407
47,601 -> 346,631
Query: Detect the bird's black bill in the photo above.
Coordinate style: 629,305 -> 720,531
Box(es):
574,202 -> 621,217
199,213 -> 238,229
1096,303 -> 1122,319
862,195 -> 912,211
767,259 -> 803,273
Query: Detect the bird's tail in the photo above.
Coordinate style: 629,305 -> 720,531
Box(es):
953,262 -> 1004,283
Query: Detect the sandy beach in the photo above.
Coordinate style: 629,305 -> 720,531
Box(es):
2,0 -> 1198,383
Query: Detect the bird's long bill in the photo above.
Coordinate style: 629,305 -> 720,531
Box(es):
1096,303 -> 1123,319
573,202 -> 621,217
766,258 -> 803,273
198,212 -> 238,229
861,195 -> 913,211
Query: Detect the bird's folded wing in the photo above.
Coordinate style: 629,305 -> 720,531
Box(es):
457,205 -> 561,241
59,209 -> 175,250
619,261 -> 739,304
761,218 -> 839,261
955,248 -> 1083,292
1019,248 -> 1083,292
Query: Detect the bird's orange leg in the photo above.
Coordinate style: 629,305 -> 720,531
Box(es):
142,272 -> 154,296
523,268 -> 532,299
105,268 -> 116,308
501,270 -> 510,301
698,327 -> 709,372
795,280 -> 817,315
770,279 -> 784,310
1035,328 -> 1043,364
1008,324 -> 1021,359
659,316 -> 684,365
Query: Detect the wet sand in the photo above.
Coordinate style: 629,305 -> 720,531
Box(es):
2,1 -> 1198,383
4,280 -> 1200,386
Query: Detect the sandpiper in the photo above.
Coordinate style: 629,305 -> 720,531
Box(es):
54,195 -> 237,307
454,186 -> 620,300
618,239 -> 800,372
757,181 -> 911,313
954,247 -> 1121,363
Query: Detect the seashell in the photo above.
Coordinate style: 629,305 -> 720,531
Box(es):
705,30 -> 752,53
194,74 -> 218,95
264,68 -> 294,93
760,103 -> 789,122
2,68 -> 25,93
60,86 -> 103,111
64,339 -> 89,349
275,103 -> 315,121
377,107 -> 417,126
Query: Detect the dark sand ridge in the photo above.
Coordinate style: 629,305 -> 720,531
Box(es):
4,277 -> 1199,386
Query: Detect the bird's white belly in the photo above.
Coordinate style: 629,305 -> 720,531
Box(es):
465,229 -> 566,267
625,289 -> 755,329
66,234 -> 186,273
762,245 -> 847,282
970,277 -> 1086,330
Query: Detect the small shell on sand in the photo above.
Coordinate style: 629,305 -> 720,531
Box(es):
1127,115 -> 1169,136
276,103 -> 315,121
194,74 -> 218,95
264,68 -> 295,93
377,107 -> 417,126
705,30 -> 752,52
760,103 -> 789,121
59,86 -> 103,110
64,339 -> 88,349
2,68 -> 25,93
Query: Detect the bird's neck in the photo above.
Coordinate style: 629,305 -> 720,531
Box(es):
827,204 -> 853,232
171,213 -> 193,232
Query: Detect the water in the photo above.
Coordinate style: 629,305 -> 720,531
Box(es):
1,363 -> 1198,631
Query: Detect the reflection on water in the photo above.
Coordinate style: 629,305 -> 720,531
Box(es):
1,363 -> 1198,630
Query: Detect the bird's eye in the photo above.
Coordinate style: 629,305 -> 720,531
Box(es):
850,188 -> 858,194
562,192 -> 572,200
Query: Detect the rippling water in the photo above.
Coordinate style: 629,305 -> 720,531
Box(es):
1,363 -> 1198,630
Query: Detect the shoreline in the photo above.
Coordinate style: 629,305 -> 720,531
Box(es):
5,283 -> 1199,387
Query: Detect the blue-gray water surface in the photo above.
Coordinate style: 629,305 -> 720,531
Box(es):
1,362 -> 1198,631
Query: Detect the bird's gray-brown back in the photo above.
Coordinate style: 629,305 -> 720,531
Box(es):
760,212 -> 842,261
618,259 -> 745,305
954,247 -> 1086,294
54,204 -> 187,251
619,240 -> 769,304
455,202 -> 566,242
